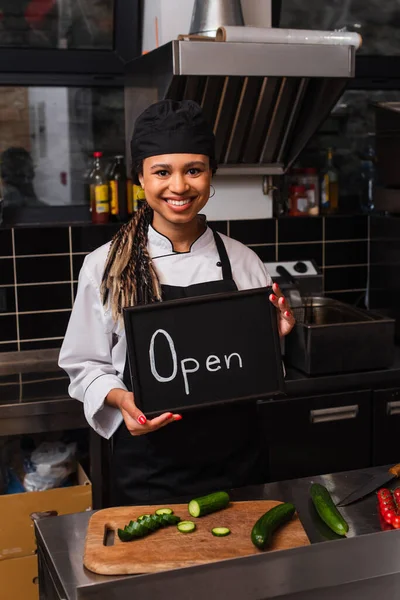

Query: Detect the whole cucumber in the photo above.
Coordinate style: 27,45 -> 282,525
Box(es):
251,502 -> 296,550
310,483 -> 349,536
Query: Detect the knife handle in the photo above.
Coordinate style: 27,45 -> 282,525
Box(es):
389,464 -> 400,477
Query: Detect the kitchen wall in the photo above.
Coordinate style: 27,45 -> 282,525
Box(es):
0,215 -> 369,353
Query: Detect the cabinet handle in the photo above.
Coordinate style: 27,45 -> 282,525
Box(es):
310,405 -> 359,424
387,401 -> 400,416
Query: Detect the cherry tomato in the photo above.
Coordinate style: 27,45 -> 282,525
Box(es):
381,504 -> 396,515
393,488 -> 400,499
384,510 -> 396,524
378,488 -> 392,499
391,515 -> 400,529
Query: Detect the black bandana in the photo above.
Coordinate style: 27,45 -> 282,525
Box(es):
130,100 -> 216,172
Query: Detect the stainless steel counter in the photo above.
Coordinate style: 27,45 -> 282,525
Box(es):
35,465 -> 399,600
0,349 -> 87,436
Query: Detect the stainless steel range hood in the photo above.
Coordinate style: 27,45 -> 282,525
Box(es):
124,40 -> 355,175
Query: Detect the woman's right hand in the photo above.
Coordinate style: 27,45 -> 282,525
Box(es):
118,391 -> 182,436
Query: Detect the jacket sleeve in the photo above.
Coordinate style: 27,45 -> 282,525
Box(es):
58,259 -> 126,439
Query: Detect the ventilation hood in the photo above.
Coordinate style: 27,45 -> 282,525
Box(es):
124,39 -> 355,175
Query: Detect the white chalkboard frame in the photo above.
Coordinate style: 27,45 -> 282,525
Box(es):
123,287 -> 286,415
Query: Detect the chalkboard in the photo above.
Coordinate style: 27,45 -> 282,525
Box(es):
123,287 -> 285,415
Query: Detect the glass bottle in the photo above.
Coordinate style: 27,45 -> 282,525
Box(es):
320,148 -> 339,215
359,133 -> 376,213
90,151 -> 110,224
109,155 -> 128,222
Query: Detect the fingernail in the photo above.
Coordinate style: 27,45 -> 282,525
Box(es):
174,414 -> 183,421
167,412 -> 173,419
270,294 -> 277,301
285,311 -> 291,318
137,415 -> 147,425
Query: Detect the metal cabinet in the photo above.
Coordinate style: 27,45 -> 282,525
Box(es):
372,388 -> 400,466
259,390 -> 372,481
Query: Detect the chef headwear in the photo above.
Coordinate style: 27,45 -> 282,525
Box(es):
130,99 -> 216,173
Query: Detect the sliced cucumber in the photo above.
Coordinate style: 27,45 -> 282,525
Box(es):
188,491 -> 230,518
137,514 -> 151,521
177,520 -> 196,533
155,508 -> 174,516
211,527 -> 231,537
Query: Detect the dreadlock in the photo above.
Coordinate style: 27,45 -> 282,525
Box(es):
101,197 -> 162,322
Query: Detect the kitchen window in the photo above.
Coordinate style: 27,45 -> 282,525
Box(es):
0,85 -> 124,225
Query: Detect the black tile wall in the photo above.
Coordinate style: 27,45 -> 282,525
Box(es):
17,284 -> 72,312
278,243 -> 323,266
14,227 -> 70,255
325,215 -> 368,241
0,287 -> 16,313
18,311 -> 71,340
0,230 -> 12,256
229,219 -> 275,245
71,224 -> 121,253
16,256 -> 71,284
0,215 -> 370,352
72,254 -> 87,280
0,315 -> 17,342
0,259 -> 14,285
278,217 -> 322,243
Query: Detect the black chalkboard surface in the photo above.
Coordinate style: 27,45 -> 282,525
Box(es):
123,287 -> 285,415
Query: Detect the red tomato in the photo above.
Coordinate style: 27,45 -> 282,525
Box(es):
384,510 -> 396,524
391,515 -> 400,529
393,488 -> 400,499
378,488 -> 392,499
381,504 -> 396,514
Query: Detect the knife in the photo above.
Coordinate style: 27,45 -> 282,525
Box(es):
336,463 -> 400,507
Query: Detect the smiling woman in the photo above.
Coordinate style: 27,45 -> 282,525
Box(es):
59,98 -> 295,507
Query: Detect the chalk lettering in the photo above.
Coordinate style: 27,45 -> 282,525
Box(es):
181,358 -> 200,395
224,353 -> 243,369
206,355 -> 221,372
149,329 -> 177,382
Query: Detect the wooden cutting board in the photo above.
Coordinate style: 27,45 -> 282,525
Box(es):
84,500 -> 310,575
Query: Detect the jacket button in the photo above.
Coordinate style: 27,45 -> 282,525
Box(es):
216,261 -> 222,267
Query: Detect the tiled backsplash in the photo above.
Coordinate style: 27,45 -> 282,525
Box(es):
0,215 -> 369,352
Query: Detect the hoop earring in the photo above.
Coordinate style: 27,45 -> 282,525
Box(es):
209,184 -> 215,199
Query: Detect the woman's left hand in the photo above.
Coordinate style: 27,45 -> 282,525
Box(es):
269,282 -> 296,337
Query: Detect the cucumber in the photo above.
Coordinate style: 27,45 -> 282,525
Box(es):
188,491 -> 230,518
310,483 -> 349,537
177,520 -> 196,533
211,527 -> 231,537
117,513 -> 181,542
251,502 -> 296,550
155,508 -> 174,516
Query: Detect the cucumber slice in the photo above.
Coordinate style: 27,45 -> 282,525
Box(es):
177,520 -> 196,533
137,514 -> 151,521
188,491 -> 230,518
211,527 -> 231,537
155,508 -> 173,516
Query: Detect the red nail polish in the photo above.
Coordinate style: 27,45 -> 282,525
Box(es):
175,415 -> 183,420
137,415 -> 147,425
167,412 -> 173,419
271,294 -> 277,301
285,311 -> 291,318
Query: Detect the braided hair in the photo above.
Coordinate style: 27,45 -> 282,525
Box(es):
100,161 -> 162,321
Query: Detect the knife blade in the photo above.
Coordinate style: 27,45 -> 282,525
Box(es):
336,463 -> 400,507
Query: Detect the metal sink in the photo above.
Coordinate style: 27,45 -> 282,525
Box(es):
285,297 -> 395,375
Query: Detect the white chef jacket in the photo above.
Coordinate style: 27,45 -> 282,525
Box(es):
59,224 -> 273,439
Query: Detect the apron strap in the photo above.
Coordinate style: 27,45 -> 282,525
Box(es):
211,229 -> 233,281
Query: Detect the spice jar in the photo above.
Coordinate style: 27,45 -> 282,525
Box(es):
289,185 -> 309,216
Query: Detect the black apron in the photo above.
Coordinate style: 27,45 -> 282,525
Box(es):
111,230 -> 266,506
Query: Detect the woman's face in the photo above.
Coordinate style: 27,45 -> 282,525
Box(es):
139,153 -> 212,228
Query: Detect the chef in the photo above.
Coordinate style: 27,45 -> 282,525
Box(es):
59,99 -> 295,506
